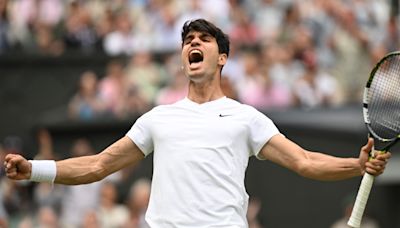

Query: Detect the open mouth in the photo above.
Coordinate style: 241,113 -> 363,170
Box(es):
189,50 -> 204,65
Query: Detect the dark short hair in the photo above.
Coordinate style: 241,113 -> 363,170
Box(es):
181,19 -> 230,57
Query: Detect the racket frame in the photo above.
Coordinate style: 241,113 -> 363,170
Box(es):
348,51 -> 400,227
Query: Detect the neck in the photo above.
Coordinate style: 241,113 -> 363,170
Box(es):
187,77 -> 225,104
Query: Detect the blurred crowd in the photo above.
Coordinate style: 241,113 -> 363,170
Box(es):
1,0 -> 399,120
0,0 -> 398,226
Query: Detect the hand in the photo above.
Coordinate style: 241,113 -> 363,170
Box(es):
4,154 -> 32,180
359,138 -> 391,176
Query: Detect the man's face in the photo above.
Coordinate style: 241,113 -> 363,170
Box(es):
181,31 -> 226,82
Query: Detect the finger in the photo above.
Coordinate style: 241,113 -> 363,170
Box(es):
4,153 -> 19,162
366,167 -> 382,176
4,154 -> 22,168
5,160 -> 14,170
375,152 -> 391,161
366,160 -> 386,168
6,167 -> 17,175
362,138 -> 374,153
5,158 -> 16,169
369,159 -> 386,167
365,162 -> 385,175
367,137 -> 374,147
366,162 -> 385,173
6,168 -> 18,178
6,155 -> 24,168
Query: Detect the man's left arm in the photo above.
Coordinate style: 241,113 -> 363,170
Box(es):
259,134 -> 391,181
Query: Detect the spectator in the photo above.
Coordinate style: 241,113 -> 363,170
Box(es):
33,181 -> 63,217
118,85 -> 152,119
60,138 -> 124,228
98,59 -> 127,117
221,40 -> 246,91
36,205 -> 60,228
17,214 -> 34,228
260,43 -> 303,92
63,1 -> 98,53
151,2 -> 182,52
103,10 -> 136,56
32,129 -> 63,214
247,197 -> 264,228
259,67 -> 292,110
236,50 -> 292,110
198,0 -> 230,28
277,2 -> 302,45
125,51 -> 168,104
1,136 -> 32,219
248,0 -> 286,43
92,6 -> 115,50
155,53 -> 188,105
7,0 -> 38,50
0,193 -> 7,228
155,71 -> 187,105
220,75 -> 238,100
329,3 -> 370,103
0,0 -> 10,54
292,50 -> 340,108
68,70 -> 109,120
175,0 -> 207,35
383,15 -> 400,52
32,22 -> 64,56
59,138 -> 103,228
228,7 -> 260,49
97,181 -> 129,227
123,178 -> 151,228
235,50 -> 263,106
297,0 -> 336,69
81,210 -> 100,228
34,128 -> 58,160
0,144 -> 8,227
0,143 -> 7,177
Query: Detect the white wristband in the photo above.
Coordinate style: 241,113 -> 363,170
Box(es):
28,160 -> 57,183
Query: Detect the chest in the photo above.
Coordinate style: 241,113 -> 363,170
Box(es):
151,110 -> 248,148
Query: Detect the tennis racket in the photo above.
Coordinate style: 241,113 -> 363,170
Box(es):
347,51 -> 400,227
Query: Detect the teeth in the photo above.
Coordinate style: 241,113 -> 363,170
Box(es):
190,50 -> 202,56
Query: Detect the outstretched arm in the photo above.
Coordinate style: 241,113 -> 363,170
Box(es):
5,136 -> 144,185
259,134 -> 390,181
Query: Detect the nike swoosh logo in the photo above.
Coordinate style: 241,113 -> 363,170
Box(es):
219,114 -> 232,117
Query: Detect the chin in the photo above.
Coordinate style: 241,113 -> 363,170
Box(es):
187,74 -> 205,83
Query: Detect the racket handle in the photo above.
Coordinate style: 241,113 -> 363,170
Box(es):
347,172 -> 375,228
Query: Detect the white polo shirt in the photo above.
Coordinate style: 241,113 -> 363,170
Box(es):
126,97 -> 280,228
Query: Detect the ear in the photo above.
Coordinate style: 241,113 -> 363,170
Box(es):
218,53 -> 228,66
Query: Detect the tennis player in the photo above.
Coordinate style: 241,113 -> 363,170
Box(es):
4,19 -> 391,228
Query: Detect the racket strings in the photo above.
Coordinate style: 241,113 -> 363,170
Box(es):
368,55 -> 400,140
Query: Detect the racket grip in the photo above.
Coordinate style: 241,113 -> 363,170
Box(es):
347,172 -> 375,228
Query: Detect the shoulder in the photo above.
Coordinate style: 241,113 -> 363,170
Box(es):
226,98 -> 265,116
153,98 -> 187,111
141,98 -> 187,117
221,98 -> 275,127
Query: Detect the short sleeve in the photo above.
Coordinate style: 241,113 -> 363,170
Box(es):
248,110 -> 280,160
126,113 -> 154,156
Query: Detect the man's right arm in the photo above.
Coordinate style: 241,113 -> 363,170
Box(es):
5,136 -> 145,185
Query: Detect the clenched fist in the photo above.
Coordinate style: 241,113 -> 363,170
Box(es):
4,154 -> 32,180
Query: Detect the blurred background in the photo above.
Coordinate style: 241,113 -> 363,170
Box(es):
1,0 -> 400,227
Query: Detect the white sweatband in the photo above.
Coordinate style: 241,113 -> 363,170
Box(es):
28,160 -> 57,183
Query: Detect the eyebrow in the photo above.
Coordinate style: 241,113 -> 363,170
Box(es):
184,32 -> 213,42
